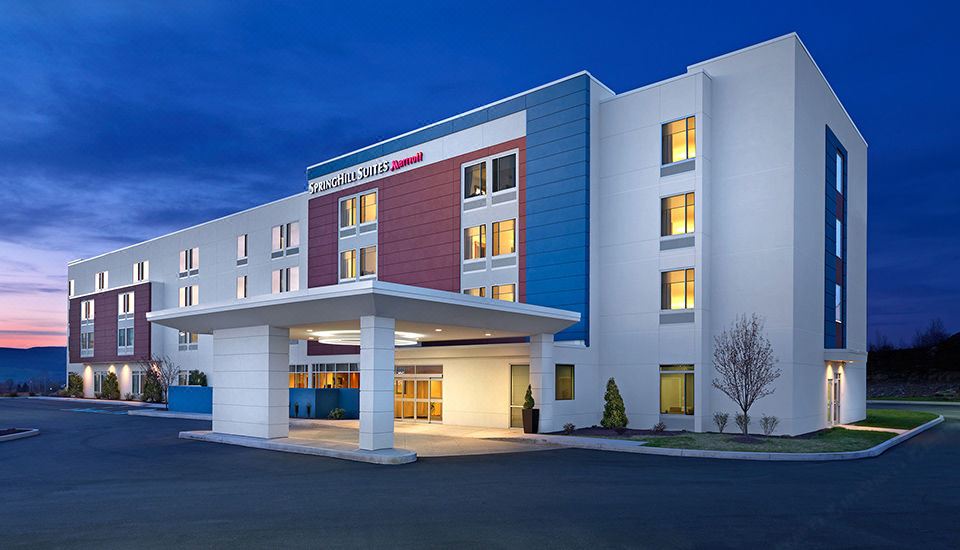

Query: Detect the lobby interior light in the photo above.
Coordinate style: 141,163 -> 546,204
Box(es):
310,330 -> 423,347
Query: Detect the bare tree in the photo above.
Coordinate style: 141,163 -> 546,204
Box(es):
137,354 -> 181,407
913,318 -> 949,349
712,314 -> 781,435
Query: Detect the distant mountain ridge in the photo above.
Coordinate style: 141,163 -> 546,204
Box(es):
0,346 -> 66,385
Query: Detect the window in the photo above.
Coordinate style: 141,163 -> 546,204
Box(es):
835,221 -> 842,258
340,250 -> 357,280
81,299 -> 95,321
464,225 -> 486,260
661,193 -> 695,236
117,327 -> 134,354
289,365 -> 309,389
272,266 -> 299,294
272,222 -> 300,255
236,275 -> 247,299
493,153 -> 517,193
179,247 -> 199,277
660,365 -> 694,415
662,116 -> 696,165
556,364 -> 575,400
360,246 -> 377,277
80,332 -> 95,357
835,150 -> 844,193
178,331 -> 199,351
178,285 -> 199,307
360,192 -> 377,224
661,269 -> 694,310
131,370 -> 144,396
463,161 -> 486,198
835,284 -> 842,323
310,363 -> 360,389
340,197 -> 357,228
95,271 -> 108,291
118,292 -> 134,316
237,234 -> 248,260
492,283 -> 516,302
68,279 -> 75,297
94,371 -> 105,394
178,371 -> 190,386
492,219 -> 515,256
463,287 -> 486,297
133,261 -> 149,282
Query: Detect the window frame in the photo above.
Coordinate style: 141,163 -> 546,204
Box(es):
661,115 -> 696,166
555,364 -> 575,400
339,249 -> 357,282
492,219 -> 516,257
271,222 -> 300,257
179,285 -> 199,307
660,192 -> 695,237
463,287 -> 486,298
463,224 -> 487,262
272,266 -> 300,294
133,261 -> 149,283
659,364 -> 695,415
462,160 -> 487,201
236,275 -> 248,299
461,150 -> 519,205
359,245 -> 377,278
179,247 -> 199,278
95,271 -> 108,291
359,191 -> 378,225
661,268 -> 695,311
237,234 -> 248,261
491,283 -> 516,302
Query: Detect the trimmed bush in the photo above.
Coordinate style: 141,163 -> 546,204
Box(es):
735,412 -> 751,435
760,414 -> 780,436
101,372 -> 120,400
713,412 -> 729,433
328,407 -> 345,420
67,372 -> 84,398
652,421 -> 666,433
523,385 -> 535,409
142,369 -> 163,403
187,370 -> 207,386
601,378 -> 628,432
562,423 -> 576,435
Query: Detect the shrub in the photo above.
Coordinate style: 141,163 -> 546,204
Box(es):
562,423 -> 576,435
652,421 -> 666,433
67,372 -> 84,398
735,412 -> 751,435
101,372 -> 121,400
187,370 -> 207,386
600,378 -> 628,432
760,414 -> 780,436
4,392 -> 17,398
123,393 -> 134,401
142,369 -> 163,403
328,407 -> 345,420
523,385 -> 535,409
713,412 -> 729,433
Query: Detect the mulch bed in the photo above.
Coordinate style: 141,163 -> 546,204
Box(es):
0,428 -> 28,437
552,426 -> 685,437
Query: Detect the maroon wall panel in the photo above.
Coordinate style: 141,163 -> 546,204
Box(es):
67,282 -> 152,364
307,137 -> 526,356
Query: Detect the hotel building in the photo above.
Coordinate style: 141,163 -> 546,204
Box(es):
66,34 -> 867,451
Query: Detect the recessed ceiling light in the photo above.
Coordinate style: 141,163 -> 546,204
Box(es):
485,333 -> 492,336
434,328 -> 443,332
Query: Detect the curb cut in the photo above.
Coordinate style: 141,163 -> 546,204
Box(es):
0,428 -> 40,442
517,415 -> 944,461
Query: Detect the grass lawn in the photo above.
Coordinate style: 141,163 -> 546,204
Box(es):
871,396 -> 960,402
855,409 -> 938,430
617,428 -> 895,453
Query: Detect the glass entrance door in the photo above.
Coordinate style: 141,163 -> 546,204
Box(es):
510,364 -> 530,428
827,367 -> 841,425
394,365 -> 443,423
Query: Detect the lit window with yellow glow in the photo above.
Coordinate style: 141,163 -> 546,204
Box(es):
464,225 -> 486,260
660,365 -> 694,415
360,192 -> 377,223
661,193 -> 695,236
463,287 -> 485,297
340,249 -> 356,280
360,246 -> 377,277
661,116 -> 696,165
340,197 -> 356,228
492,283 -> 515,302
463,161 -> 486,198
492,219 -> 515,256
661,269 -> 694,310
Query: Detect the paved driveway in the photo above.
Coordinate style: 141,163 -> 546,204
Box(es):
2,398 -> 958,548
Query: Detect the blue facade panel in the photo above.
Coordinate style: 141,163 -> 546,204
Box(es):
167,386 -> 213,414
824,126 -> 847,349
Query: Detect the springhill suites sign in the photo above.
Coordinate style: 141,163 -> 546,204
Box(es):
309,151 -> 424,194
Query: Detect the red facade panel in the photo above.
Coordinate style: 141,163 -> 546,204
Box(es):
68,283 -> 152,364
306,137 -> 526,355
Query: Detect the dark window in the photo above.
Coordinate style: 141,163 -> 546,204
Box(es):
493,154 -> 517,193
555,364 -> 575,400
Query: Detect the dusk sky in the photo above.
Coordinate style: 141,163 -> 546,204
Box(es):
1,2 -> 957,348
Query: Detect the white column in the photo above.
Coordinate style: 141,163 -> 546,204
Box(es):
212,326 -> 289,439
359,316 -> 395,451
529,333 -> 555,432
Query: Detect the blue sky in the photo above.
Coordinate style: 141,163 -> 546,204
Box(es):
1,1 -> 957,347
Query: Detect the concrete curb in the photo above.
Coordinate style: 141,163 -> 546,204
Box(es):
0,428 -> 40,442
868,399 -> 960,407
27,396 -> 166,408
518,416 -> 944,461
129,410 -> 212,421
179,430 -> 417,465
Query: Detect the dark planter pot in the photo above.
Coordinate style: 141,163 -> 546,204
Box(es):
522,408 -> 540,434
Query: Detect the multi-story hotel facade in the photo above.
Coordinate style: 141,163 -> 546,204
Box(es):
66,34 -> 867,449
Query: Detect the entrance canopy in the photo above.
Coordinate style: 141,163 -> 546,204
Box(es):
146,280 -> 580,344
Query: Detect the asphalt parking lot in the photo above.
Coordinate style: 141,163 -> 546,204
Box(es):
1,398 -> 958,549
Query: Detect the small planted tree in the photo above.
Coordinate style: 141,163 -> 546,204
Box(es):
521,385 -> 539,434
142,368 -> 163,403
523,385 -> 535,410
66,372 -> 84,398
712,314 -> 781,435
601,378 -> 628,433
101,372 -> 121,400
713,411 -> 729,433
137,354 -> 181,407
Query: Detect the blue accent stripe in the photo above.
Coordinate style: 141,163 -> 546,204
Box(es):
825,126 -> 847,349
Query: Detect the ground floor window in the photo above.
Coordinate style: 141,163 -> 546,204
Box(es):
310,363 -> 359,389
660,365 -> 694,415
394,365 -> 442,423
555,364 -> 575,400
131,370 -> 144,396
177,371 -> 190,386
93,371 -> 106,394
289,364 -> 309,388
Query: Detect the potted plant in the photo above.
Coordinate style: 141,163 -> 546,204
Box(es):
521,384 -> 539,434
